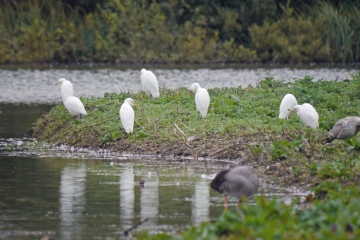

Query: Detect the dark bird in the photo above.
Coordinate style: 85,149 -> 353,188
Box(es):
211,165 -> 259,209
327,116 -> 360,143
139,179 -> 145,188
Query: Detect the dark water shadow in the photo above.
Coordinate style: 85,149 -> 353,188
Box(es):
0,104 -> 54,138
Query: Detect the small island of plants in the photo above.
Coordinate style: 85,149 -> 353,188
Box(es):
33,72 -> 360,239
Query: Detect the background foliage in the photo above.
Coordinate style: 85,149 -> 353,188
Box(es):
0,0 -> 359,64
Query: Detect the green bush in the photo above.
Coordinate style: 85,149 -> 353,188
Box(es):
0,0 -> 359,63
249,5 -> 328,63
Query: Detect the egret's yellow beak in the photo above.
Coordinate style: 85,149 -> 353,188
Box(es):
55,81 -> 61,85
289,109 -> 295,114
133,102 -> 137,107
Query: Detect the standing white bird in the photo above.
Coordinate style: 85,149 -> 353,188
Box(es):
56,78 -> 86,118
190,83 -> 210,118
120,98 -> 136,134
327,116 -> 360,142
64,96 -> 87,118
140,69 -> 160,98
55,78 -> 73,104
291,103 -> 319,129
279,94 -> 298,119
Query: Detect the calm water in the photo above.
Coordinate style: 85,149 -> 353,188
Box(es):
0,104 -> 53,138
0,66 -> 357,239
0,65 -> 358,104
0,156 -> 222,239
0,154 -> 307,240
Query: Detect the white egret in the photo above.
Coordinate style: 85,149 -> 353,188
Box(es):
327,116 -> 360,142
190,83 -> 210,118
55,78 -> 73,104
56,79 -> 86,118
140,69 -> 160,98
279,94 -> 298,119
120,98 -> 136,134
211,165 -> 259,209
64,96 -> 87,118
291,103 -> 319,129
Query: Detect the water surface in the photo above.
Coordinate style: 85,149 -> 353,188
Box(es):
0,155 -> 306,240
0,104 -> 53,138
1,65 -> 358,104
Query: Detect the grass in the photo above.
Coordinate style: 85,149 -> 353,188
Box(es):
33,72 -> 360,239
35,72 -> 360,143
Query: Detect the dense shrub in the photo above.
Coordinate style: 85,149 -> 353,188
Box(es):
249,6 -> 329,63
0,0 -> 359,64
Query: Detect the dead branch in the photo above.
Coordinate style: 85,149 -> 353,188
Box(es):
123,218 -> 149,236
173,123 -> 186,138
135,120 -> 147,132
210,141 -> 247,157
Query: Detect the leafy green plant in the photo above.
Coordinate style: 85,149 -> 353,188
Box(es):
305,162 -> 321,176
270,139 -> 293,160
134,182 -> 360,239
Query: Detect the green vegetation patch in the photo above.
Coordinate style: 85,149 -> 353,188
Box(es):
135,181 -> 360,239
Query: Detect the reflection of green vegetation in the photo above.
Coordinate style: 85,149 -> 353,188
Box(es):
0,0 -> 359,64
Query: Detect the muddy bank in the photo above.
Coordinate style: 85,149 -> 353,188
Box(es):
2,134 -> 317,191
33,128 -> 317,189
109,136 -> 318,188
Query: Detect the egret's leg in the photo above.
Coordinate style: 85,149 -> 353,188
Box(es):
198,112 -> 206,121
223,196 -> 228,210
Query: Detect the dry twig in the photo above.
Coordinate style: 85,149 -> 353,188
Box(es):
123,218 -> 149,236
135,120 -> 147,132
210,141 -> 246,157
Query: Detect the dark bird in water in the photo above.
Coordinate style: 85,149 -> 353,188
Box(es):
327,116 -> 360,143
210,165 -> 259,209
139,179 -> 145,187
